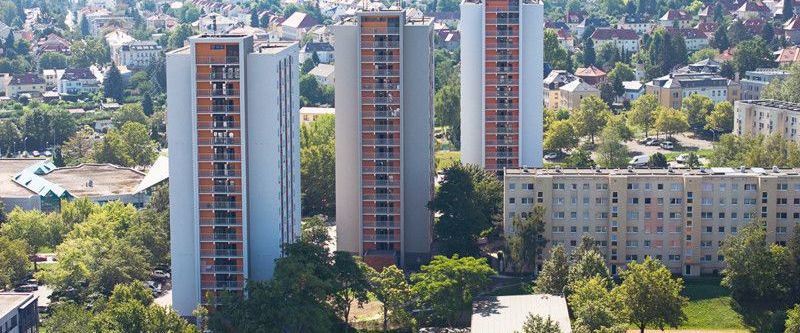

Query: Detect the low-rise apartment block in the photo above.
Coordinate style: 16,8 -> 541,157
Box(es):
115,41 -> 163,69
646,72 -> 740,109
740,69 -> 789,100
504,167 -> 800,276
734,99 -> 800,141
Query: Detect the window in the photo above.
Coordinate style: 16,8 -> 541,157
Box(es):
570,226 -> 577,232
778,198 -> 788,205
626,240 -> 638,247
731,198 -> 738,205
744,198 -> 757,205
702,183 -> 713,191
553,212 -> 565,219
745,183 -> 757,191
671,183 -> 682,191
596,183 -> 608,190
552,225 -> 565,232
644,197 -> 652,204
628,197 -> 640,204
718,226 -> 725,232
570,212 -> 577,219
776,212 -> 788,219
701,198 -> 712,205
778,183 -> 789,191
523,183 -> 534,190
508,183 -> 516,190
719,183 -> 727,192
670,198 -> 683,205
701,212 -> 713,219
553,183 -> 565,190
509,197 -> 515,204
657,183 -> 664,190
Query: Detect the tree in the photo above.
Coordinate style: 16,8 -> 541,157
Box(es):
604,115 -> 633,141
583,38 -> 596,66
720,219 -> 788,301
250,10 -> 260,27
544,120 -> 578,153
429,164 -> 502,257
564,149 -> 595,168
568,249 -> 612,293
615,257 -> 688,333
411,255 -> 495,326
682,94 -> 714,132
301,58 -> 315,74
301,114 -> 335,217
39,52 -> 69,69
113,104 -> 148,128
533,245 -> 569,294
596,125 -> 630,168
80,14 -> 90,36
705,101 -> 734,135
368,265 -> 413,332
787,304 -> 800,333
728,20 -> 748,45
628,94 -> 659,137
69,38 -> 110,67
0,236 -> 30,289
654,107 -> 689,138
607,63 -> 635,91
544,29 -> 571,71
61,127 -> 95,165
788,226 -> 800,302
762,63 -> 800,103
690,48 -> 720,64
434,80 -> 460,148
1,208 -> 66,253
520,314 -> 561,333
104,63 -> 125,101
167,24 -> 194,49
0,119 -> 21,156
733,38 -> 774,76
569,276 -> 623,333
573,96 -> 611,144
141,93 -> 154,116
507,205 -> 547,273
649,152 -> 668,168
331,252 -> 370,330
598,81 -> 617,106
686,152 -> 700,168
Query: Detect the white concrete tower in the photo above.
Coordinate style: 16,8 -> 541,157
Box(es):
460,0 -> 544,174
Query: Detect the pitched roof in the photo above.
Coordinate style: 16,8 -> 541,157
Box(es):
776,46 -> 800,63
665,27 -> 708,39
737,1 -> 770,13
785,15 -> 800,31
661,9 -> 692,21
281,12 -> 319,29
303,42 -> 334,52
623,14 -> 651,24
696,22 -> 719,33
560,79 -> 599,92
590,27 -> 639,40
61,68 -> 97,81
575,65 -> 606,77
308,63 -> 335,77
10,73 -> 45,85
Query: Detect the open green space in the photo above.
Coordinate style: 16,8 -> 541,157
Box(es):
435,150 -> 460,171
679,277 -> 786,332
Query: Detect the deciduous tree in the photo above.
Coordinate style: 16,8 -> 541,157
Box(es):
614,257 -> 688,333
573,96 -> 611,144
533,244 -> 569,294
521,314 -> 561,333
507,205 -> 547,273
628,94 -> 659,137
368,265 -> 413,332
544,120 -> 578,153
720,219 -> 789,301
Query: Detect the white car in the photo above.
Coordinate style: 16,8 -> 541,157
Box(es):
44,151 -> 53,157
544,152 -> 559,160
675,154 -> 688,164
32,150 -> 40,157
660,141 -> 674,150
629,154 -> 650,167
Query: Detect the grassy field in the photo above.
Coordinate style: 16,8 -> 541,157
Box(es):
663,149 -> 713,161
679,277 -> 786,332
435,150 -> 460,171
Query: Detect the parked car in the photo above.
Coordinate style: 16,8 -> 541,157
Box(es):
43,150 -> 52,157
660,141 -> 674,150
645,138 -> 661,146
31,151 -> 40,157
629,154 -> 650,167
544,152 -> 559,160
638,137 -> 655,145
676,154 -> 689,164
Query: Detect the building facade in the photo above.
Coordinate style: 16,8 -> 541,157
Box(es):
116,41 -> 163,69
734,100 -> 800,141
740,69 -> 789,100
504,167 -> 800,276
460,0 -> 544,173
0,293 -> 38,333
646,73 -> 740,109
166,35 -> 300,316
334,9 -> 435,268
57,68 -> 100,96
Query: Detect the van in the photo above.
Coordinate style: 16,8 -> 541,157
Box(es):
629,154 -> 650,167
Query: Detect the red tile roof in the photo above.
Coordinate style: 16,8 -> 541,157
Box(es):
661,9 -> 692,21
785,15 -> 800,31
776,46 -> 800,64
575,65 -> 607,77
590,28 -> 639,40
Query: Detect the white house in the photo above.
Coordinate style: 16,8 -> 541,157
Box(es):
116,41 -> 163,69
58,68 -> 100,96
590,28 -> 640,53
104,30 -> 135,64
192,14 -> 237,34
308,63 -> 335,85
42,69 -> 65,88
301,42 -> 335,63
279,12 -> 319,40
5,73 -> 46,98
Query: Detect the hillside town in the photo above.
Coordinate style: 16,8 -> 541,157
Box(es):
0,0 -> 800,332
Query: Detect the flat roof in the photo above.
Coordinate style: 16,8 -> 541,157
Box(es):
0,159 -> 43,197
737,99 -> 800,112
506,166 -> 800,177
41,164 -> 145,197
0,293 -> 34,317
472,294 -> 571,333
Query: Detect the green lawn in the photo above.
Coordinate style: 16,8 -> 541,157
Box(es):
663,149 -> 713,161
679,277 -> 786,332
435,150 -> 460,171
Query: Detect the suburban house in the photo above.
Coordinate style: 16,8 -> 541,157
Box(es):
543,70 -> 578,109
309,63 -> 335,85
785,14 -> 800,44
115,41 -> 163,69
301,42 -> 335,63
590,28 -> 640,53
776,46 -> 800,66
741,68 -> 789,100
660,9 -> 693,28
665,27 -> 710,51
646,72 -> 741,109
558,79 -> 601,110
5,73 -> 46,98
471,295 -> 572,333
620,14 -> 654,34
104,29 -> 135,65
735,1 -> 771,18
35,33 -> 70,55
57,68 -> 100,96
192,14 -> 237,34
42,69 -> 65,88
280,12 -> 319,40
575,65 -> 607,85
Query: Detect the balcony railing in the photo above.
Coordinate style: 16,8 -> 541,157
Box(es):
200,232 -> 241,241
202,281 -> 244,289
363,97 -> 400,104
362,111 -> 399,118
486,103 -> 519,110
361,27 -> 401,35
361,55 -> 400,62
361,41 -> 400,48
486,30 -> 518,36
197,73 -> 240,80
363,221 -> 400,228
200,201 -> 242,210
486,114 -> 515,121
486,54 -> 518,61
362,166 -> 400,173
486,18 -> 519,24
362,151 -> 400,159
362,180 -> 401,187
199,170 -> 241,178
361,83 -> 400,90
199,185 -> 242,194
486,91 -> 517,98
486,139 -> 517,146
487,127 -> 517,134
362,69 -> 401,76
196,56 -> 240,65
487,5 -> 519,11
198,121 -> 240,129
362,138 -> 400,145
198,137 -> 241,145
363,234 -> 401,241
200,248 -> 243,257
363,193 -> 401,200
198,153 -> 241,162
199,217 -> 241,226
487,151 -> 516,158
200,265 -> 243,273
197,106 -> 240,114
197,89 -> 240,97
486,79 -> 519,85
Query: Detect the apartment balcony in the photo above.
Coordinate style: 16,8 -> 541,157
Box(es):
361,83 -> 400,90
362,69 -> 401,77
200,248 -> 243,257
486,91 -> 518,98
363,180 -> 401,188
196,56 -> 240,65
487,127 -> 517,134
363,234 -> 401,242
486,139 -> 518,146
485,17 -> 519,25
361,55 -> 401,63
362,124 -> 400,132
197,121 -> 240,129
198,153 -> 241,162
198,170 -> 241,178
200,232 -> 242,241
200,264 -> 243,273
485,30 -> 518,37
363,206 -> 400,214
198,137 -> 241,146
362,151 -> 400,159
199,185 -> 242,194
362,111 -> 399,118
200,201 -> 242,210
199,217 -> 241,226
486,114 -> 515,121
197,89 -> 240,98
362,138 -> 400,145
485,103 -> 519,110
486,151 -> 516,158
486,54 -> 519,61
362,97 -> 400,105
197,73 -> 240,81
361,27 -> 401,35
362,221 -> 400,228
361,41 -> 401,48
197,106 -> 240,114
201,281 -> 244,289
363,193 -> 401,201
362,165 -> 400,173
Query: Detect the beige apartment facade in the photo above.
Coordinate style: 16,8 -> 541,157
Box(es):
734,100 -> 800,142
504,167 -> 800,276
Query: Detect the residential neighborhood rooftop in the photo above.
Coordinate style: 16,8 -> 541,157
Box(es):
40,164 -> 145,197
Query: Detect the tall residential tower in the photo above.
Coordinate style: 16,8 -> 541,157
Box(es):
334,8 -> 435,268
166,34 -> 300,316
460,0 -> 544,174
